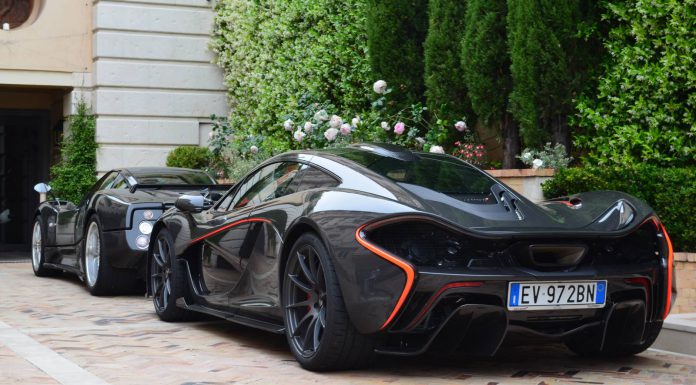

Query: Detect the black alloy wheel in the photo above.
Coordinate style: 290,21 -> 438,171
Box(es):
282,233 -> 375,371
150,229 -> 189,322
285,242 -> 328,357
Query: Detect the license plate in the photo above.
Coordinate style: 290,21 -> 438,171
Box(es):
507,280 -> 606,311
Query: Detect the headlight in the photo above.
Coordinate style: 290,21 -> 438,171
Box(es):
143,210 -> 155,220
139,221 -> 153,235
135,235 -> 149,249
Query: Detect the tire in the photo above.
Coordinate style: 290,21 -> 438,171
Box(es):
31,216 -> 59,277
83,216 -> 132,296
282,232 -> 376,371
149,228 -> 191,322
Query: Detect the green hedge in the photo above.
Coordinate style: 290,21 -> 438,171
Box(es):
211,0 -> 373,152
166,146 -> 211,170
50,102 -> 97,204
366,0 -> 427,110
542,165 -> 696,251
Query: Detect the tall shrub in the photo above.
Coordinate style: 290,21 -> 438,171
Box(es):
575,0 -> 696,166
50,102 -> 97,204
507,1 -> 602,150
366,0 -> 428,109
211,0 -> 373,153
461,0 -> 519,168
423,0 -> 472,123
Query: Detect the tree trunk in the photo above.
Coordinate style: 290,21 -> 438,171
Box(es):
502,113 -> 521,169
552,114 -> 570,152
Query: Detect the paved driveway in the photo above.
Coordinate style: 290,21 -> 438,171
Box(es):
1,262 -> 695,385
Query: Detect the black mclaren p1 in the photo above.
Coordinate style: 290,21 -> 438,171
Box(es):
32,167 -> 227,295
146,143 -> 676,371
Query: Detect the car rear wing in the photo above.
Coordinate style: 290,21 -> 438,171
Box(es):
129,183 -> 234,194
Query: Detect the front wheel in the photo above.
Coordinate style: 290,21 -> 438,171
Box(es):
282,232 -> 375,371
149,228 -> 191,322
31,216 -> 59,277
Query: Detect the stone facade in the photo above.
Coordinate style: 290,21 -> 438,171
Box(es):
485,169 -> 555,203
674,252 -> 696,314
92,0 -> 228,172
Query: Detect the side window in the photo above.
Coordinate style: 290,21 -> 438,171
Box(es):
111,174 -> 129,189
97,172 -> 117,190
295,165 -> 339,191
229,162 -> 301,210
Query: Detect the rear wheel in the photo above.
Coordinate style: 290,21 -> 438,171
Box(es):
282,233 -> 375,371
31,216 -> 59,277
150,228 -> 191,322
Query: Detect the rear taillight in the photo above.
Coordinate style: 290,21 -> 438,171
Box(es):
660,224 -> 674,320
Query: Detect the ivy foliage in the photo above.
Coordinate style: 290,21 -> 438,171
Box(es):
366,0 -> 428,110
423,0 -> 472,123
542,165 -> 696,251
50,102 -> 97,204
575,0 -> 696,166
211,0 -> 373,152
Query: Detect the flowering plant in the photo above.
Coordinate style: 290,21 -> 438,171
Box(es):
517,142 -> 572,170
452,142 -> 488,167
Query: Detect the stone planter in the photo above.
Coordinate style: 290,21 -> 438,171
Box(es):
485,168 -> 555,203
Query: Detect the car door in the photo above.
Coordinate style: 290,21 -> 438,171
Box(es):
236,163 -> 339,311
197,162 -> 301,308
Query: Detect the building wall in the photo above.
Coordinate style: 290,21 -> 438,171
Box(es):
92,0 -> 228,172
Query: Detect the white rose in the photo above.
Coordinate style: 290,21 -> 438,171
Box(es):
313,109 -> 329,122
293,129 -> 306,143
324,128 -> 339,142
250,145 -> 259,154
283,119 -> 294,131
429,145 -> 445,154
329,115 -> 343,129
454,120 -> 468,132
521,151 -> 533,162
373,80 -> 388,94
351,116 -> 360,127
415,137 -> 425,147
532,159 -> 544,169
380,121 -> 390,131
303,121 -> 314,133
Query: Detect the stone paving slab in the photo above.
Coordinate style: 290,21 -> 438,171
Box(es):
1,262 -> 696,385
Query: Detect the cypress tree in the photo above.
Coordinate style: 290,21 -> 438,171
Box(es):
461,0 -> 519,168
366,0 -> 428,108
423,0 -> 472,123
506,0 -> 601,150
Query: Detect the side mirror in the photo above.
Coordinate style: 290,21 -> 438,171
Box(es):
34,183 -> 52,194
175,194 -> 205,213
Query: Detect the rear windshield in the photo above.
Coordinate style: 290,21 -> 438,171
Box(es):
133,171 -> 214,185
331,149 -> 497,204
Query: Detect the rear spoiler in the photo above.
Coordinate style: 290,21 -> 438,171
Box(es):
129,183 -> 234,193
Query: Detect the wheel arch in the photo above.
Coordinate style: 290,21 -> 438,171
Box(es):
279,218 -> 333,296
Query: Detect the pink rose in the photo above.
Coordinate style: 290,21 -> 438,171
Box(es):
394,122 -> 405,135
454,121 -> 468,132
324,128 -> 338,141
340,123 -> 351,135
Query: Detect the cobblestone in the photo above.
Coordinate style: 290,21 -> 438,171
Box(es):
1,263 -> 695,385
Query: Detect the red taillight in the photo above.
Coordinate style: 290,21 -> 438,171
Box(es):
661,224 -> 674,320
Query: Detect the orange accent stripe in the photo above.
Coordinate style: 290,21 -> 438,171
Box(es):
355,225 -> 416,330
406,281 -> 483,329
661,224 -> 674,320
190,218 -> 271,244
